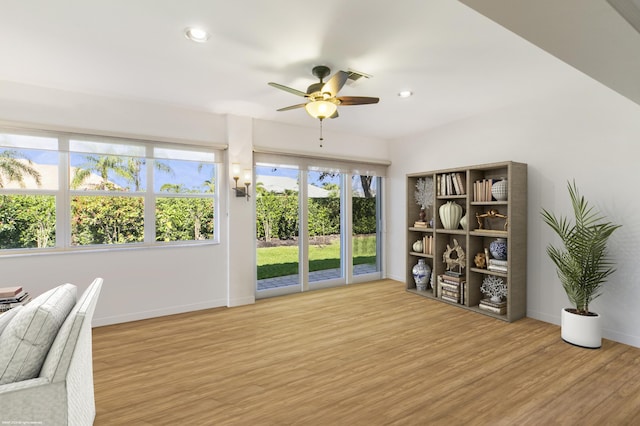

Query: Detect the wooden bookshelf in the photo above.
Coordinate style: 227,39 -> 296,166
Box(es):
406,161 -> 527,322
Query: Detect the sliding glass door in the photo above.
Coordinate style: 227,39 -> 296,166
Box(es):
255,153 -> 385,299
255,164 -> 300,293
308,170 -> 343,287
352,175 -> 381,280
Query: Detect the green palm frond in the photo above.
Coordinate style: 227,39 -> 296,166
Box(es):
541,180 -> 621,314
0,149 -> 42,188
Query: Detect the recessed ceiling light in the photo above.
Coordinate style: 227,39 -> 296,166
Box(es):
398,90 -> 413,98
184,27 -> 210,43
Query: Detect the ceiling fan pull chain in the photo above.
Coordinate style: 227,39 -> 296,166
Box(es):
319,119 -> 324,147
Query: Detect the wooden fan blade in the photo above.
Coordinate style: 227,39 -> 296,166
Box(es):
268,82 -> 308,97
337,96 -> 380,106
277,103 -> 307,112
321,71 -> 348,96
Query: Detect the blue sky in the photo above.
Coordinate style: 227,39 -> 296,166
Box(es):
9,148 -> 214,192
6,147 -> 372,194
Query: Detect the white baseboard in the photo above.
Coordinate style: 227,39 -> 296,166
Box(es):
93,298 -> 227,327
227,295 -> 255,307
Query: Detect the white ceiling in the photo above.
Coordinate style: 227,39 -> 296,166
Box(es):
460,0 -> 640,109
0,1 -> 621,140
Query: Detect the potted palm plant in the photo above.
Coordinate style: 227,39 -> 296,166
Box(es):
541,181 -> 621,348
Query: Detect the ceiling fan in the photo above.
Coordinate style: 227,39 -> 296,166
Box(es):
268,65 -> 379,121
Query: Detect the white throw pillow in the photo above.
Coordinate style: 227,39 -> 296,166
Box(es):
0,306 -> 23,336
0,284 -> 77,385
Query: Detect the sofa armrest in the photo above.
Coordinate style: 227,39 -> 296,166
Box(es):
0,377 -> 49,395
0,378 -> 69,424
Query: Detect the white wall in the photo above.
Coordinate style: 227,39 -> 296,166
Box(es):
386,79 -> 640,348
0,81 -> 389,326
7,71 -> 638,349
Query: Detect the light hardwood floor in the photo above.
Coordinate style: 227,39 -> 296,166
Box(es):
92,280 -> 640,425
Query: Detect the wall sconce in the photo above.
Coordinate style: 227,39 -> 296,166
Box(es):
232,163 -> 251,200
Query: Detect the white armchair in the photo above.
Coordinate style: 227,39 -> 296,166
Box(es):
0,278 -> 103,425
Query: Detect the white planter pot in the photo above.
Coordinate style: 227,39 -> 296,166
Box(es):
561,308 -> 601,349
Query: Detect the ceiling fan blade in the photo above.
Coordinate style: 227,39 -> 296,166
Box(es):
321,71 -> 349,96
268,82 -> 308,97
337,96 -> 380,106
329,110 -> 339,119
276,103 -> 307,112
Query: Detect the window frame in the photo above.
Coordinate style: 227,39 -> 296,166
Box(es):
0,127 -> 223,254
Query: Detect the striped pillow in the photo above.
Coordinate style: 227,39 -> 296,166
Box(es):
0,306 -> 23,336
0,284 -> 77,385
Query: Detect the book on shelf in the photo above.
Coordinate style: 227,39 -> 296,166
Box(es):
0,286 -> 23,298
440,282 -> 460,293
438,173 -> 467,196
443,271 -> 463,282
488,259 -> 508,267
478,301 -> 506,315
441,294 -> 459,303
0,291 -> 29,304
479,298 -> 507,308
487,258 -> 508,272
414,221 -> 428,228
473,178 -> 495,202
441,288 -> 459,296
0,294 -> 31,312
451,173 -> 461,195
455,173 -> 466,195
422,235 -> 433,255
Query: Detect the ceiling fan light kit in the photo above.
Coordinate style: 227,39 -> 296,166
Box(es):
305,100 -> 337,120
268,65 -> 379,146
268,65 -> 379,119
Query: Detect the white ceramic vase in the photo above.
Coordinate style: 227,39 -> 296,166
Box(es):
491,178 -> 508,201
459,214 -> 468,230
439,201 -> 462,230
561,308 -> 602,349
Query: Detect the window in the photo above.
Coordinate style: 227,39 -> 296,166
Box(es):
0,128 -> 222,252
153,148 -> 216,242
0,133 -> 58,249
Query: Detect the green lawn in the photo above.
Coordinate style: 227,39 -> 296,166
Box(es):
257,235 -> 376,279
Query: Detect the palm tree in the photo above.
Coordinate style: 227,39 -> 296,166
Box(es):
71,154 -> 122,189
0,149 -> 42,188
160,183 -> 186,193
115,158 -> 174,191
202,179 -> 215,193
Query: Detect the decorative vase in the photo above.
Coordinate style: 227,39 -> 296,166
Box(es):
491,178 -> 508,201
412,259 -> 431,291
439,201 -> 463,230
459,214 -> 468,231
489,238 -> 507,260
412,240 -> 423,253
418,208 -> 426,222
561,308 -> 601,349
